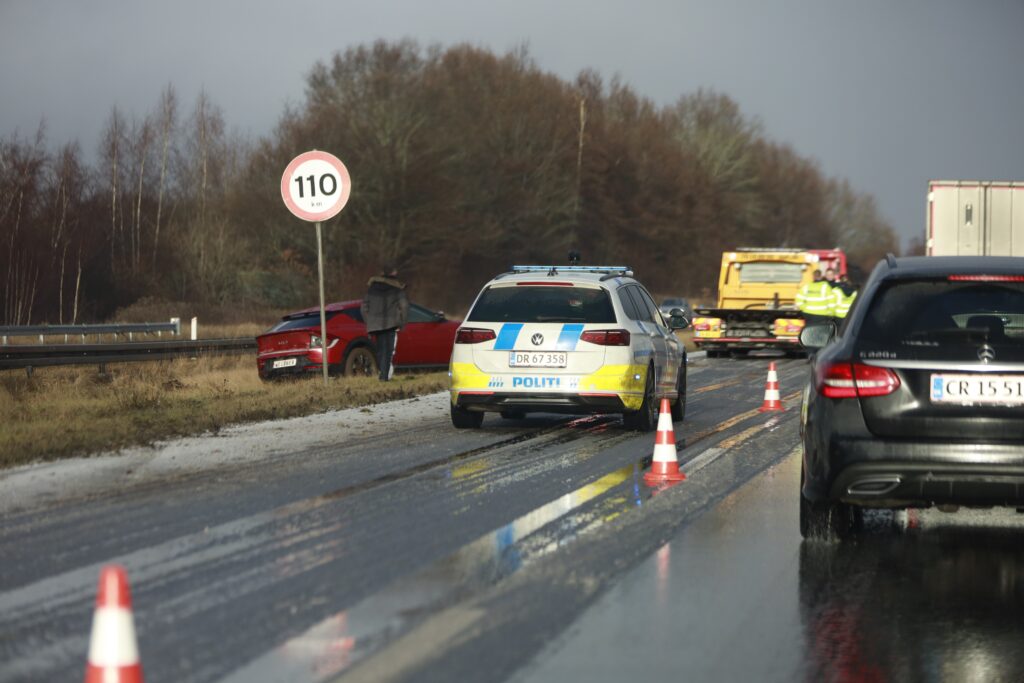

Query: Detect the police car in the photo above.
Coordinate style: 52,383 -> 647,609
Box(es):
449,265 -> 690,430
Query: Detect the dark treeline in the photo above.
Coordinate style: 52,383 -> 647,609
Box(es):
1,41 -> 898,324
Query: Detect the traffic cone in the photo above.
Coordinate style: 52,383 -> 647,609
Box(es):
758,361 -> 785,412
644,399 -> 686,485
85,565 -> 143,683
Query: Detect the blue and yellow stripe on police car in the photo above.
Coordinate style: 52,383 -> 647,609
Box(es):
490,322 -> 586,351
555,324 -> 584,350
450,360 -> 650,410
492,323 -> 524,350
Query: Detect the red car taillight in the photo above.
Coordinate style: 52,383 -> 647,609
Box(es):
455,327 -> 496,344
579,329 -> 631,346
817,362 -> 900,398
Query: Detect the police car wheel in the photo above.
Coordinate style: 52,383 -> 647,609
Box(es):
623,366 -> 657,432
671,366 -> 686,421
451,404 -> 484,429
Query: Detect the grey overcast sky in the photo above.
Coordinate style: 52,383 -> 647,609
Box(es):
2,0 -> 1022,248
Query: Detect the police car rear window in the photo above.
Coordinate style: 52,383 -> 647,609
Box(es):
468,286 -> 616,323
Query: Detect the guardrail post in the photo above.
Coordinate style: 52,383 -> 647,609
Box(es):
191,317 -> 197,341
171,317 -> 181,337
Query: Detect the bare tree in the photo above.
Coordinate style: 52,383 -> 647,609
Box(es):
153,84 -> 177,267
46,143 -> 87,322
130,116 -> 154,272
668,89 -> 764,239
0,126 -> 47,323
100,106 -> 126,275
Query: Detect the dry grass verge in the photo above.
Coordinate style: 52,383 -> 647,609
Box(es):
0,356 -> 447,469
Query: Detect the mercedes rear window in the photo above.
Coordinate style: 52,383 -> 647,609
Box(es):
858,279 -> 1024,349
468,286 -> 616,323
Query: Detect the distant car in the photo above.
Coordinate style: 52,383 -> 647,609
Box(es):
799,255 -> 1024,540
257,300 -> 460,379
659,297 -> 692,320
449,265 -> 689,430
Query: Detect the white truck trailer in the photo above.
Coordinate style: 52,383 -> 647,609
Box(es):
927,181 -> 1024,256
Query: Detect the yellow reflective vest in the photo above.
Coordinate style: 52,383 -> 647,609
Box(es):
833,288 -> 857,318
795,280 -> 835,316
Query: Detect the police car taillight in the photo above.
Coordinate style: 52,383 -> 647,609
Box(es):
579,329 -> 631,346
456,327 -> 497,344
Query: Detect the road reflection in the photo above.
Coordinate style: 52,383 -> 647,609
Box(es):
799,518 -> 1024,683
222,460 -> 651,682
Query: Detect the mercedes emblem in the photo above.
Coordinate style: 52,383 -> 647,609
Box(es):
978,345 -> 996,363
531,333 -> 544,346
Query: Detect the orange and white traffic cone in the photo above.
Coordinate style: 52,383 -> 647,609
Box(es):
644,398 -> 686,485
85,565 -> 143,683
758,361 -> 785,412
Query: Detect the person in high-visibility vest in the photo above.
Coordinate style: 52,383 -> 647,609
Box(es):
832,275 -> 858,319
795,269 -> 835,323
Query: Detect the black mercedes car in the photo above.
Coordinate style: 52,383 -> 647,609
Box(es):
798,255 -> 1024,540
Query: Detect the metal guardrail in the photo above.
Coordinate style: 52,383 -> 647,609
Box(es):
0,338 -> 256,372
0,319 -> 181,344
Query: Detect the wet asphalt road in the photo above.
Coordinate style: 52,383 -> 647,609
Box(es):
3,356 -> 1022,682
516,422 -> 1024,683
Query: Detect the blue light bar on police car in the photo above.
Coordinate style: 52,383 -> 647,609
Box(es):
512,265 -> 631,273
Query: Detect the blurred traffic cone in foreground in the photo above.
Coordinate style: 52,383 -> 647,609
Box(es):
644,399 -> 686,485
758,361 -> 785,412
85,565 -> 143,683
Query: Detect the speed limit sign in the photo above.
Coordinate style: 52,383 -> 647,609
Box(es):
280,150 -> 353,387
280,150 -> 352,222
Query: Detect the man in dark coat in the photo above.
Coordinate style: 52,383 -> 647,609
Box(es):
360,266 -> 409,381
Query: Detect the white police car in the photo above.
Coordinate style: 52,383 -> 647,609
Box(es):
449,265 -> 689,430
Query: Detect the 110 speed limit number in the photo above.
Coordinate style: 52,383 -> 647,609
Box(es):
280,151 -> 352,222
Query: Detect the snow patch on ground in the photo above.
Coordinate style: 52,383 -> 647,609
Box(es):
0,391 -> 451,515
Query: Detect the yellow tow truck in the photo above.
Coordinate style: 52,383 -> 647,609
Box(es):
692,248 -> 838,357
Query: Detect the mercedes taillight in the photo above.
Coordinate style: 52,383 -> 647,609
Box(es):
816,362 -> 900,398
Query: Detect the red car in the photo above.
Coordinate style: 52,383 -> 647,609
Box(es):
257,300 -> 460,379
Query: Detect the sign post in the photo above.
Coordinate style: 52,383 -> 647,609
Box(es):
280,150 -> 352,386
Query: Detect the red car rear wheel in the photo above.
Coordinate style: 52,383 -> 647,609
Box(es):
343,346 -> 378,377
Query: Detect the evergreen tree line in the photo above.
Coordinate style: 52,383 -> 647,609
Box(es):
1,40 -> 898,325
